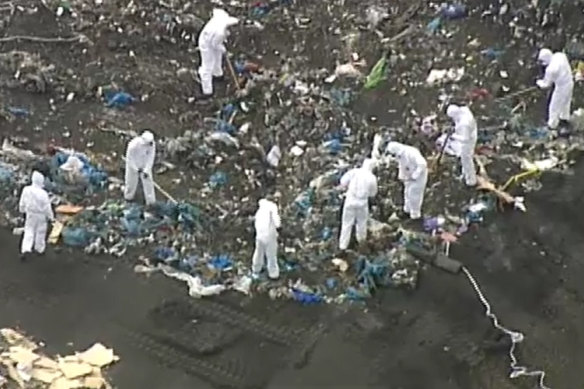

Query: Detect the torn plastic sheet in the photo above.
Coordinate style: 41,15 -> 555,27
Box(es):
159,264 -> 226,298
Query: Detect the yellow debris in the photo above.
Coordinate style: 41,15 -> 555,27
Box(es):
76,343 -> 118,368
0,328 -> 118,389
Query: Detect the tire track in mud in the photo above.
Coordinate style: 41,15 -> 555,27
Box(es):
121,329 -> 250,389
148,301 -> 244,355
169,296 -> 308,347
119,296 -> 329,388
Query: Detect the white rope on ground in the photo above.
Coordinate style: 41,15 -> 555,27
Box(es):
461,266 -> 551,389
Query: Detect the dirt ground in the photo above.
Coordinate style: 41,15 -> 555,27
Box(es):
1,0 -> 584,388
2,164 -> 584,389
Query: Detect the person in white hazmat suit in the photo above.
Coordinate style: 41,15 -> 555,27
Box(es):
338,158 -> 378,251
198,9 -> 239,97
125,130 -> 156,205
385,142 -> 428,220
252,198 -> 281,279
18,171 -> 54,257
446,104 -> 478,186
536,48 -> 574,129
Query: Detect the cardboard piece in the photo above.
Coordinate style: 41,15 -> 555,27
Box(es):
55,205 -> 84,215
1,328 -> 117,389
58,360 -> 93,380
77,343 -> 118,368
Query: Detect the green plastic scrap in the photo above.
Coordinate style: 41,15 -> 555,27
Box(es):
364,56 -> 388,90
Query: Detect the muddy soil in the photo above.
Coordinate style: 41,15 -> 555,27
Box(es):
0,0 -> 584,388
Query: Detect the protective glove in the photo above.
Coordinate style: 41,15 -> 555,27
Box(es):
449,133 -> 463,142
219,44 -> 227,54
398,168 -> 407,181
536,79 -> 547,89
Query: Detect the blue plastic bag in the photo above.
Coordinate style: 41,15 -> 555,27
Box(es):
324,139 -> 342,155
291,289 -> 323,305
62,227 -> 92,247
121,217 -> 142,236
154,246 -> 176,262
105,91 -> 136,108
0,167 -> 13,183
8,107 -> 30,117
177,203 -> 202,230
209,254 -> 233,271
215,120 -> 237,135
209,171 -> 227,188
426,17 -> 441,34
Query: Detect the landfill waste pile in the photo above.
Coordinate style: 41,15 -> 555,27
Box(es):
0,328 -> 118,388
0,0 -> 582,306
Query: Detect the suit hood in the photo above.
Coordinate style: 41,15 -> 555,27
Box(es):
361,158 -> 377,172
141,130 -> 154,145
258,198 -> 274,209
211,8 -> 239,28
385,141 -> 405,157
538,48 -> 552,66
446,104 -> 462,120
31,171 -> 44,188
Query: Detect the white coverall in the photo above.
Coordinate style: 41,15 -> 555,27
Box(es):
536,48 -> 574,129
386,142 -> 428,219
125,131 -> 156,205
339,158 -> 378,250
252,199 -> 281,279
446,104 -> 478,186
198,9 -> 239,96
19,171 -> 54,254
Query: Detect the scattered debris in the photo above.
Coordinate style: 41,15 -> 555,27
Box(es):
0,328 -> 118,388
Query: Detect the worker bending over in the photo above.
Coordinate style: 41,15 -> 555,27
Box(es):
198,9 -> 239,97
125,130 -> 156,205
386,142 -> 428,220
536,48 -> 574,129
338,158 -> 378,251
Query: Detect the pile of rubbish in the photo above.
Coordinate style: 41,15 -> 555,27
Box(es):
0,328 -> 118,388
53,199 -> 205,257
0,0 -> 582,305
0,140 -> 109,201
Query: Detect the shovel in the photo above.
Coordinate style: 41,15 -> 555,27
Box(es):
225,53 -> 241,91
495,86 -> 538,101
122,157 -> 178,203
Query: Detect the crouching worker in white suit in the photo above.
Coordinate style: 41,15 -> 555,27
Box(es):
536,48 -> 574,129
125,130 -> 156,205
386,142 -> 428,220
198,9 -> 239,97
252,198 -> 281,279
338,158 -> 378,251
19,171 -> 54,259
